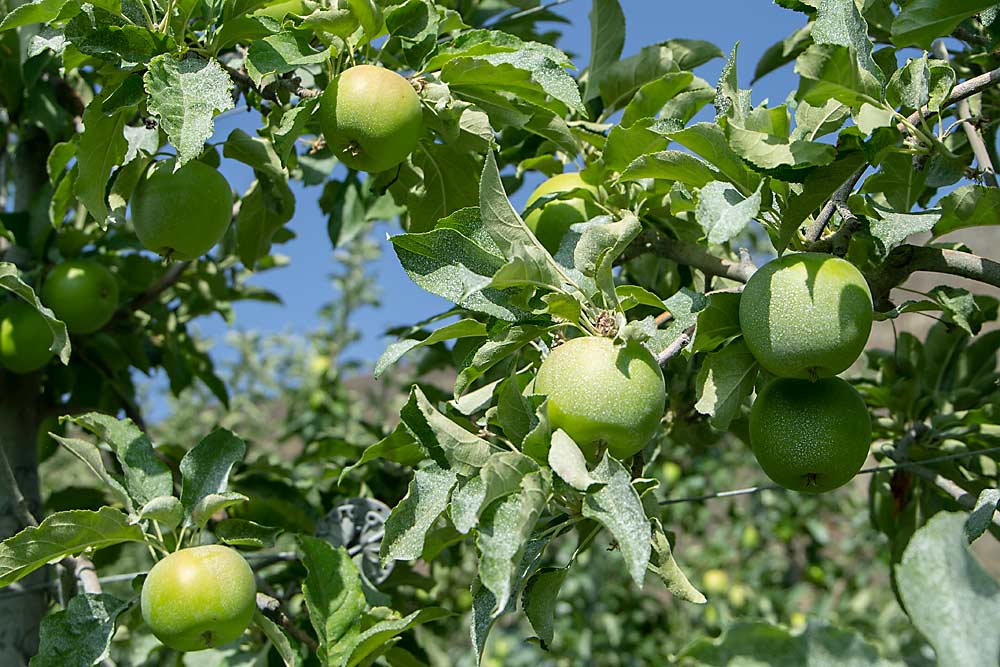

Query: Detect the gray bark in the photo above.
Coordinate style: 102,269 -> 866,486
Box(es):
0,372 -> 46,665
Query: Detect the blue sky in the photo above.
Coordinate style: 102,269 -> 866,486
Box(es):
188,1 -> 806,369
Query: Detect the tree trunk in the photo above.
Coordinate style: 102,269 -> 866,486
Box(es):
0,372 -> 46,665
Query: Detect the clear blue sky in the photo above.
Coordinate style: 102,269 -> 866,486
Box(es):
190,1 -> 805,368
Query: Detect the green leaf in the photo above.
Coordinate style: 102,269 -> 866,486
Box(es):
548,429 -> 600,491
246,31 -> 330,86
522,567 -> 568,649
144,54 -> 235,164
470,538 -> 550,663
967,489 -> 1000,543
791,98 -> 849,141
933,184 -> 1000,237
65,6 -> 174,64
341,426 -> 424,480
572,213 -> 642,309
478,151 -> 544,259
648,288 -> 709,356
442,46 -> 585,116
861,152 -> 927,211
179,429 -> 247,528
692,291 -> 742,353
0,0 -> 68,31
235,178 -> 295,269
694,339 -> 759,430
599,40 -> 723,112
376,319 -> 487,378
455,325 -> 547,398
892,0 -> 997,49
398,142 -> 482,234
583,0 -> 625,103
252,611 -> 299,667
297,536 -> 365,665
401,385 -> 492,474
649,520 -> 705,604
0,508 -> 144,587
812,0 -> 883,84
887,54 -> 954,111
381,464 -> 458,562
450,451 -> 539,534
927,285 -> 980,336
32,594 -> 129,667
620,150 -> 719,188
496,374 -> 537,446
346,608 -> 450,667
896,512 -> 1000,667
191,491 -> 250,528
582,455 -> 651,587
695,181 -> 763,245
346,0 -> 382,43
75,93 -> 130,227
664,123 -> 760,195
795,43 -> 883,110
385,0 -> 439,69
727,116 -> 836,171
0,264 -> 71,364
67,413 -> 172,508
620,72 -> 695,127
391,228 -> 529,322
51,435 -> 131,511
216,519 -> 280,549
868,203 -> 940,256
135,495 -> 184,529
680,620 -> 904,665
476,470 -> 550,615
753,24 -> 813,83
601,119 -> 669,173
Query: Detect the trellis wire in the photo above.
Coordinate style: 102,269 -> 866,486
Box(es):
658,446 -> 1000,506
0,448 -> 998,599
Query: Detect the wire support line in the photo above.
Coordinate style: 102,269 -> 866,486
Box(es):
658,446 -> 1000,506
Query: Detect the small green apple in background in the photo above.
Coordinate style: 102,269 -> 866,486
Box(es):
750,376 -> 871,493
319,65 -> 423,173
523,172 -> 601,254
702,568 -> 729,595
141,545 -> 257,652
534,336 -> 665,460
739,252 -> 873,379
42,260 -> 119,334
130,160 -> 233,261
0,300 -> 53,374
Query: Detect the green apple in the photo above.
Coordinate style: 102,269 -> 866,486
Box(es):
523,172 -> 600,253
319,65 -> 423,173
534,336 -> 665,460
750,376 -> 871,493
131,160 -> 233,261
739,252 -> 873,379
141,545 -> 257,652
0,300 -> 54,374
42,260 -> 119,334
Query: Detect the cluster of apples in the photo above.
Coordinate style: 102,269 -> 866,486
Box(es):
740,253 -> 874,492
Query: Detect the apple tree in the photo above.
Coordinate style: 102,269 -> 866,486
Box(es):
0,0 -> 999,665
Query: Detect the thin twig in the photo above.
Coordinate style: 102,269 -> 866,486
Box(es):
933,41 -> 999,187
904,64 -> 1000,129
483,0 -> 576,29
868,244 -> 1000,308
226,65 -> 320,101
120,260 -> 191,316
659,446 -> 1000,506
626,233 -> 757,283
656,325 -> 695,367
803,166 -> 865,243
257,592 -> 319,651
0,446 -> 39,528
